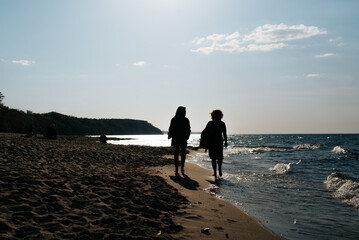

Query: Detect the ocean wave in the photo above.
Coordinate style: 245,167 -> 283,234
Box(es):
228,144 -> 324,155
292,144 -> 323,150
331,146 -> 347,154
324,173 -> 359,209
228,145 -> 288,155
269,160 -> 301,174
269,163 -> 292,174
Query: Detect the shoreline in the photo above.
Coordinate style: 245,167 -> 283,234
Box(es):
153,149 -> 283,239
0,133 -> 282,239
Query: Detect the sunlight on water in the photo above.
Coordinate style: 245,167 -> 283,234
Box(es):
105,134 -> 201,147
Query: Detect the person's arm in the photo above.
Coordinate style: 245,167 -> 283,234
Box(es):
200,122 -> 211,152
186,118 -> 191,139
223,122 -> 228,148
168,118 -> 174,139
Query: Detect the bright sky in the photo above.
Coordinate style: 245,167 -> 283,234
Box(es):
1,0 -> 359,134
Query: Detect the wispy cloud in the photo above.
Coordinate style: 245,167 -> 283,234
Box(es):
315,53 -> 334,58
192,23 -> 327,54
12,60 -> 36,66
305,73 -> 322,78
133,61 -> 146,67
329,37 -> 345,47
244,24 -> 327,43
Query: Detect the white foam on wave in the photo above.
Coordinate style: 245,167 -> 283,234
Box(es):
204,184 -> 223,199
293,144 -> 323,150
324,173 -> 359,209
331,146 -> 347,154
228,146 -> 285,155
269,160 -> 301,174
269,163 -> 292,174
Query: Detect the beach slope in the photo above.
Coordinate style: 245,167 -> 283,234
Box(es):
154,156 -> 283,240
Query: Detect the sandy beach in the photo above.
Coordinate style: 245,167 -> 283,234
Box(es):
0,133 -> 282,239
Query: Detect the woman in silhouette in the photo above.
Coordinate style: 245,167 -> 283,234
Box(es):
203,109 -> 227,178
168,106 -> 191,174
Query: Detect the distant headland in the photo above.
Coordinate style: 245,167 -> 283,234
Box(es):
0,105 -> 162,135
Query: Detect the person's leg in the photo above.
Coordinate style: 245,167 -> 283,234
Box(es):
180,146 -> 186,172
218,158 -> 223,177
209,148 -> 217,177
174,146 -> 179,173
211,159 -> 217,178
218,145 -> 224,177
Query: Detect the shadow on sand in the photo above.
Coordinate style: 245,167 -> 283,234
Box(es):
170,173 -> 199,191
206,178 -> 222,185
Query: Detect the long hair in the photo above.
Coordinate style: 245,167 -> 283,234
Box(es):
175,106 -> 186,118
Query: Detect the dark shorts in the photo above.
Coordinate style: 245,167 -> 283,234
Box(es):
209,144 -> 223,160
171,138 -> 187,147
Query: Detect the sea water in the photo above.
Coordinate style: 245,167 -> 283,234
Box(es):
107,134 -> 359,240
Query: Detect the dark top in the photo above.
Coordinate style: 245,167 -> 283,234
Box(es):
201,120 -> 227,148
168,117 -> 191,146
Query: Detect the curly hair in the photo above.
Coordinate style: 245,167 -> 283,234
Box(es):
211,109 -> 223,121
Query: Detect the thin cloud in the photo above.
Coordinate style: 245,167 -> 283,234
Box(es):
192,32 -> 242,54
133,61 -> 146,67
329,37 -> 345,47
246,43 -> 288,52
12,60 -> 35,66
315,53 -> 334,58
244,24 -> 327,43
192,23 -> 327,54
305,73 -> 322,78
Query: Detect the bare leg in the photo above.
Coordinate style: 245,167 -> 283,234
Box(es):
180,146 -> 186,172
174,146 -> 179,173
211,159 -> 217,178
218,158 -> 223,177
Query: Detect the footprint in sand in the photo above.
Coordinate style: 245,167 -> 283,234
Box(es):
227,219 -> 237,223
214,226 -> 224,231
184,215 -> 202,219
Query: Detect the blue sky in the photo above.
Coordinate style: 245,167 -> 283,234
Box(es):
1,0 -> 359,134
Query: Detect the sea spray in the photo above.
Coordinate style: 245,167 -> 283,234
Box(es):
324,173 -> 359,209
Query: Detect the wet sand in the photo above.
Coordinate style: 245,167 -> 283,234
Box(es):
153,149 -> 283,240
0,133 -> 283,239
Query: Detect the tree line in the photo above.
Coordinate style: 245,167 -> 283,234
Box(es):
0,92 -> 162,135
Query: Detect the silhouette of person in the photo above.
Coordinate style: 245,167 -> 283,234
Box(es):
46,124 -> 57,139
168,106 -> 191,174
203,109 -> 227,178
99,134 -> 107,144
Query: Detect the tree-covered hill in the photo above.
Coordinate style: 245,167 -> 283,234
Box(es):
0,105 -> 163,135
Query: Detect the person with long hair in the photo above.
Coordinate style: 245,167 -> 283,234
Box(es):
202,109 -> 227,178
168,106 -> 191,174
